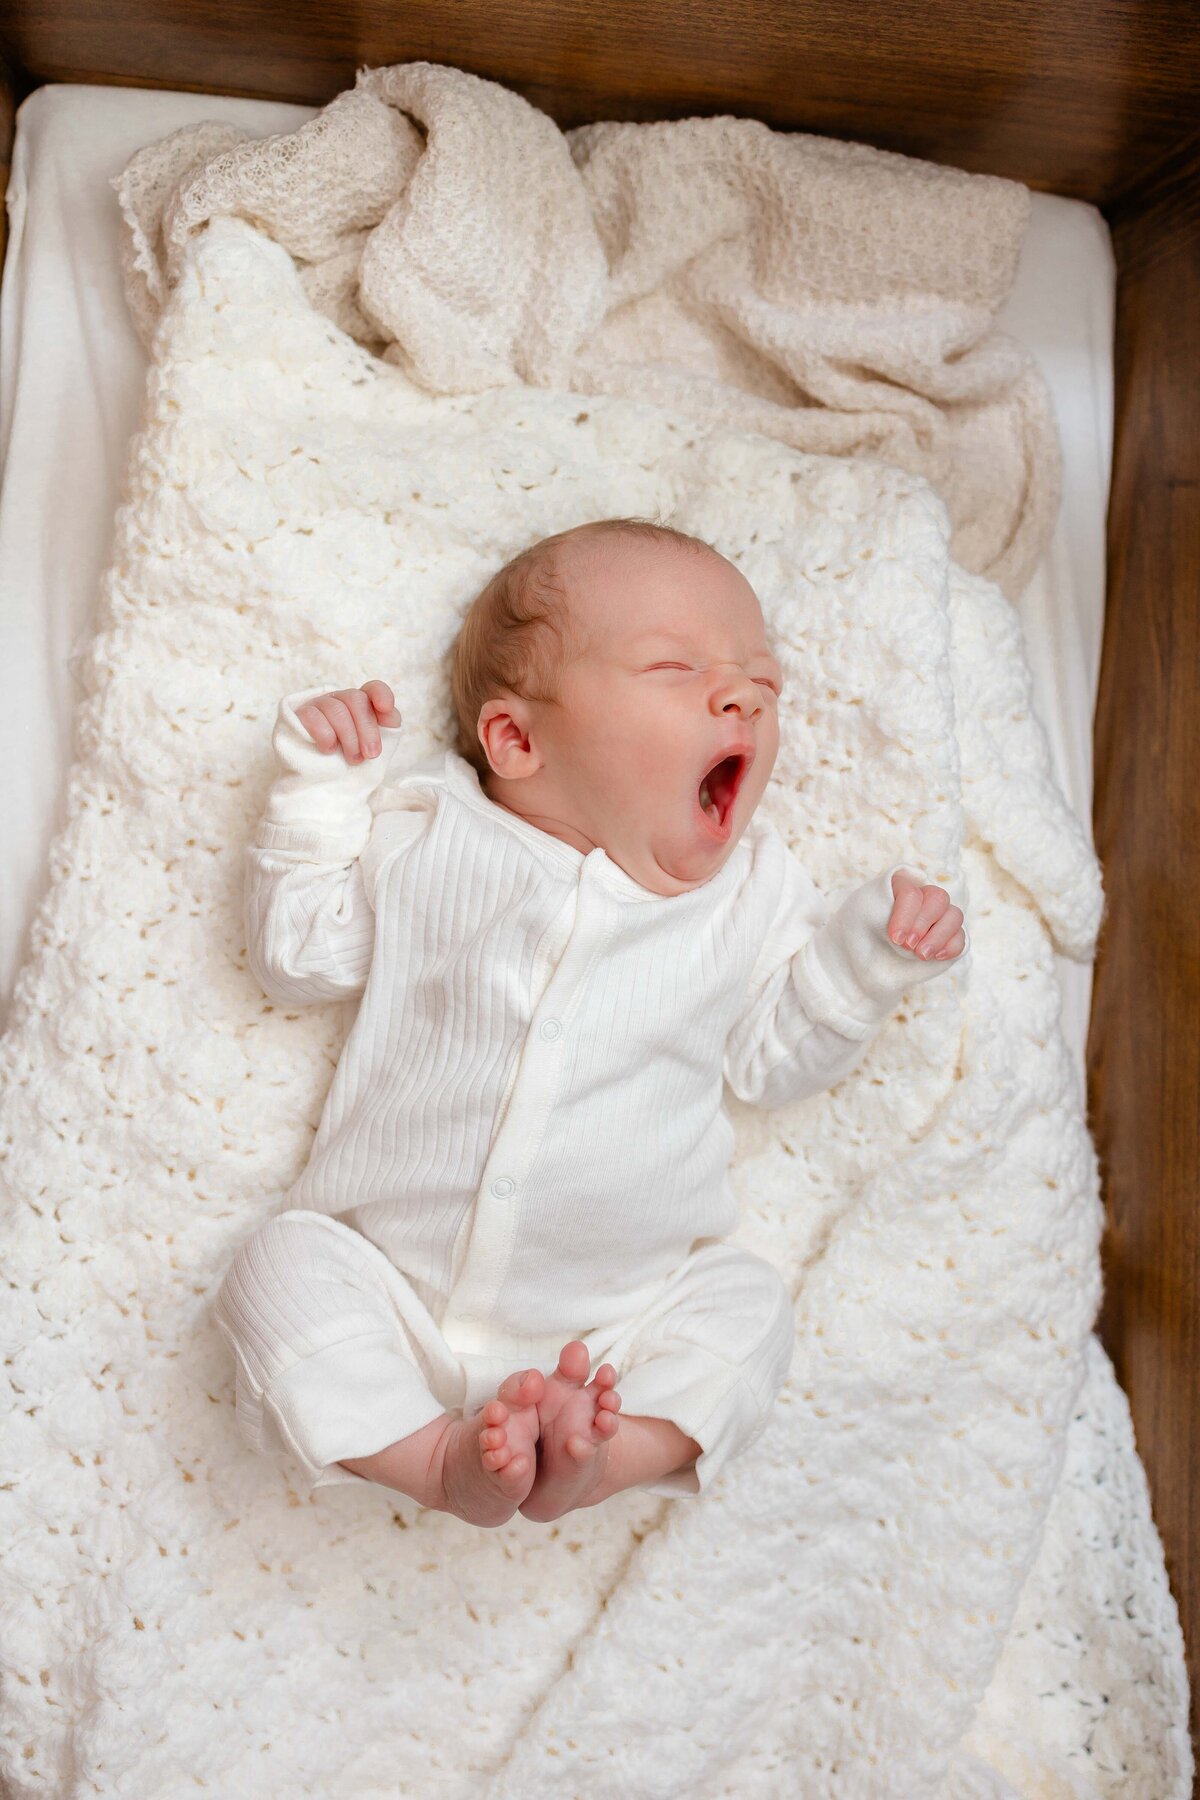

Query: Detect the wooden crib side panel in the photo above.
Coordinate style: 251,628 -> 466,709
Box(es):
0,0 -> 1198,204
1092,135 -> 1200,1758
0,55 -> 13,276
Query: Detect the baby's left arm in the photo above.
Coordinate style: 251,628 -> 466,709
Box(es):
724,861 -> 969,1112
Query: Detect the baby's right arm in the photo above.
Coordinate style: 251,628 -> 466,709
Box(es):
244,681 -> 407,1008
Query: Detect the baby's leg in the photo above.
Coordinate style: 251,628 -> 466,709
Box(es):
518,1340 -> 702,1523
215,1208 -> 556,1524
214,1210 -> 455,1495
338,1364 -> 546,1526
522,1244 -> 793,1519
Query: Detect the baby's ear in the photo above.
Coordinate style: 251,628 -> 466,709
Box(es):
477,701 -> 539,780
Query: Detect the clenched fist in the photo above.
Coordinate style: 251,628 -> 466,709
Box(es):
887,869 -> 966,961
295,682 -> 403,764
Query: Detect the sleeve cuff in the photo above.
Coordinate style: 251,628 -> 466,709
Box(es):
257,685 -> 408,860
790,862 -> 970,1037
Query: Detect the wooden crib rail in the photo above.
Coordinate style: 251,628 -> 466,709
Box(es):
0,55 -> 13,275
1091,129 -> 1200,1759
0,0 -> 1197,204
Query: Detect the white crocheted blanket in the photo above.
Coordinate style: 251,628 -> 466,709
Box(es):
0,63 -> 1190,1800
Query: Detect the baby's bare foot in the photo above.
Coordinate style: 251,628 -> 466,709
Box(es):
435,1366 -> 545,1526
518,1341 -> 622,1523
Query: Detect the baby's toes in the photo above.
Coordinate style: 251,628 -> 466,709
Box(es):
592,1408 -> 619,1440
498,1366 -> 545,1410
497,1440 -> 533,1483
482,1430 -> 530,1478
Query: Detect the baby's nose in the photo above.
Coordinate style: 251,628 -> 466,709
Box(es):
710,669 -> 762,717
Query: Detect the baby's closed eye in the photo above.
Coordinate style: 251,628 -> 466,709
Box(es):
645,663 -> 781,695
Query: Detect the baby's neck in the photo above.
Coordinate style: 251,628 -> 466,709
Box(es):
480,771 -> 599,858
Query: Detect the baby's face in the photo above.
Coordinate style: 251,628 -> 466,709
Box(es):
492,538 -> 782,896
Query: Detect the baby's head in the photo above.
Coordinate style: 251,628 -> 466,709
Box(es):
450,519 -> 782,897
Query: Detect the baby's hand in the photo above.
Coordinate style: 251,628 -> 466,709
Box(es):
887,869 -> 966,962
295,681 -> 403,765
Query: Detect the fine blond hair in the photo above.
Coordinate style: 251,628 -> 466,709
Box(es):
449,517 -> 715,783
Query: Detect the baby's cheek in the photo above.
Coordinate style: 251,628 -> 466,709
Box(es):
629,741 -> 678,793
750,748 -> 777,806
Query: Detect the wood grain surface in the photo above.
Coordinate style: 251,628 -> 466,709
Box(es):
0,0 -> 1198,202
0,55 -> 13,274
1093,132 -> 1200,1758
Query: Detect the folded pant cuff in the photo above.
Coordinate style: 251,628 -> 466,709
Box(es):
263,1328 -> 449,1492
614,1349 -> 777,1501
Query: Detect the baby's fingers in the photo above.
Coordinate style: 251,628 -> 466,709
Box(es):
362,679 -> 403,730
295,700 -> 341,753
316,695 -> 368,761
340,688 -> 386,760
915,908 -> 965,961
889,876 -> 947,948
295,687 -> 398,760
887,870 -> 926,945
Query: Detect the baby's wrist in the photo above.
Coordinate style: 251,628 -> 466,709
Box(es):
793,863 -> 962,1032
258,687 -> 405,854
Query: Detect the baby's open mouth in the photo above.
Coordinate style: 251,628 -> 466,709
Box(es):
697,750 -> 751,832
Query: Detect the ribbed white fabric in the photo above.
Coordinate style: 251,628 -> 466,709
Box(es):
215,1207 -> 799,1499
245,685 -> 966,1353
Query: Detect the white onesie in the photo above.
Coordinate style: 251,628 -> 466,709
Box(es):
214,687 -> 966,1500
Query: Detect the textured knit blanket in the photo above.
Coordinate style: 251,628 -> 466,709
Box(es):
0,62 -> 1190,1800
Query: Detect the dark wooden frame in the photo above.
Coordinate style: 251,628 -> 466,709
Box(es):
0,0 -> 1196,1759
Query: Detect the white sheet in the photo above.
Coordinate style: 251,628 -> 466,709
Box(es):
0,84 -> 1114,1084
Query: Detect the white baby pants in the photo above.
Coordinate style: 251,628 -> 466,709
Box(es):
213,1210 -> 794,1501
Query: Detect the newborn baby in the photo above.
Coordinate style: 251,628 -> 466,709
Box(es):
215,517 -> 967,1527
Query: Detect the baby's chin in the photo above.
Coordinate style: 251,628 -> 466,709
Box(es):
621,816 -> 750,897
